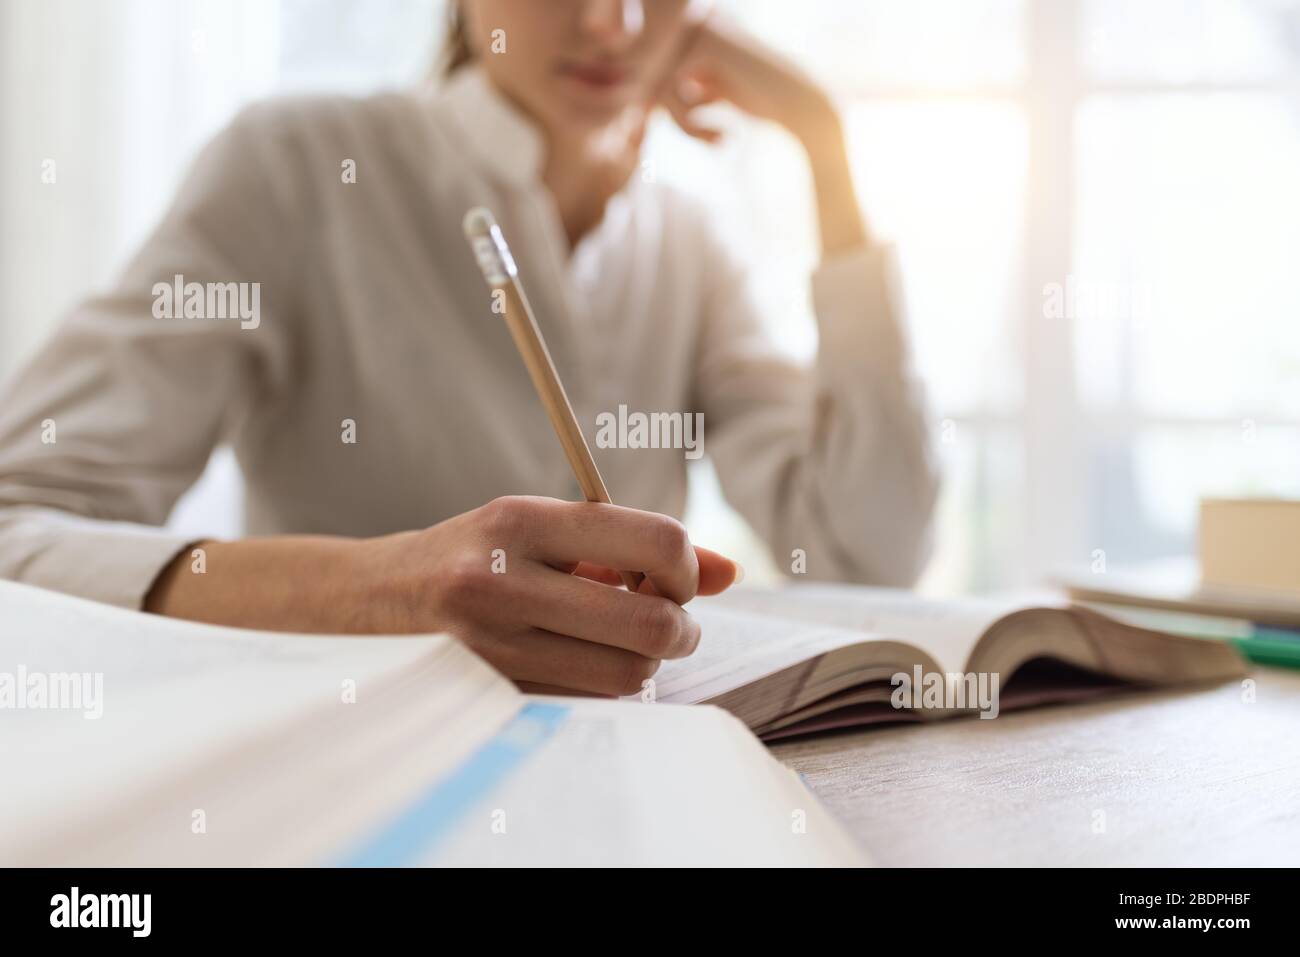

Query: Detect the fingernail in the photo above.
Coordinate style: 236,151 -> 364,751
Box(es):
731,561 -> 745,585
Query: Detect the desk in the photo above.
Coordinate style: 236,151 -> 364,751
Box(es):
771,668 -> 1300,866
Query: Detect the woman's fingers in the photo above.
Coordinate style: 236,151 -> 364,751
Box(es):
694,545 -> 742,595
570,561 -> 625,586
655,22 -> 725,143
658,81 -> 722,143
478,627 -> 661,697
515,681 -> 614,699
515,561 -> 701,660
497,497 -> 702,605
657,14 -> 831,137
572,547 -> 740,595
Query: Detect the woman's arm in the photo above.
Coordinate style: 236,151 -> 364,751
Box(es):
146,496 -> 739,696
0,103 -> 303,609
798,112 -> 870,257
688,214 -> 938,585
662,17 -> 940,584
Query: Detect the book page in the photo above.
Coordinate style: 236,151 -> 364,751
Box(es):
702,583 -> 1028,674
2,581 -> 863,866
640,603 -> 873,704
0,580 -> 519,864
1058,556 -> 1300,626
416,698 -> 865,867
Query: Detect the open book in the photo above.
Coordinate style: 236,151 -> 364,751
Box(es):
1,580 -> 860,867
644,584 -> 1248,740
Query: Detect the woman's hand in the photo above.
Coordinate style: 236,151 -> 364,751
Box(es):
658,15 -> 837,147
146,496 -> 741,697
657,14 -> 870,254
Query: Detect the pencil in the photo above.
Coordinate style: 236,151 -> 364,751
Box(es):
463,207 -> 646,594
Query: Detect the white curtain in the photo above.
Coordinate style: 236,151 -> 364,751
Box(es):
0,0 -> 278,378
0,0 -> 279,536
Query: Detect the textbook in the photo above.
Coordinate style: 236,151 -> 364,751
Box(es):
1059,556 -> 1300,628
0,580 -> 860,867
650,584 -> 1248,739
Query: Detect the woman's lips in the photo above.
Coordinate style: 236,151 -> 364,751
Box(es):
557,60 -> 632,89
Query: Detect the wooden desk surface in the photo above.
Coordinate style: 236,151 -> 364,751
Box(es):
771,668 -> 1300,866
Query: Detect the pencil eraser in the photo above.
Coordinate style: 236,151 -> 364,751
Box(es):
462,207 -> 497,240
463,206 -> 517,288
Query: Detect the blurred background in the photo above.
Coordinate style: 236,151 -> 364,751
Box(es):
2,0 -> 1298,595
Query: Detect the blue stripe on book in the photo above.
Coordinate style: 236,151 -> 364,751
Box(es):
335,701 -> 570,867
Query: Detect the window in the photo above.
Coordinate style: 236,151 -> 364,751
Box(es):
678,0 -> 1300,592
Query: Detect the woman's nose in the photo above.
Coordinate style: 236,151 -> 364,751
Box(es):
578,0 -> 646,43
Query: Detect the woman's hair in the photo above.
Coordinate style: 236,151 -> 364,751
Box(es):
441,3 -> 474,76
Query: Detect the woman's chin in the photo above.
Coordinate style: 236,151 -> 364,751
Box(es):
553,77 -> 639,126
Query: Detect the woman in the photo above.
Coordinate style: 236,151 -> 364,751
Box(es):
0,0 -> 937,695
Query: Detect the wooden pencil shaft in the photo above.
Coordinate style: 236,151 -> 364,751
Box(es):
500,282 -> 645,592
464,208 -> 646,594
499,281 -> 610,504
